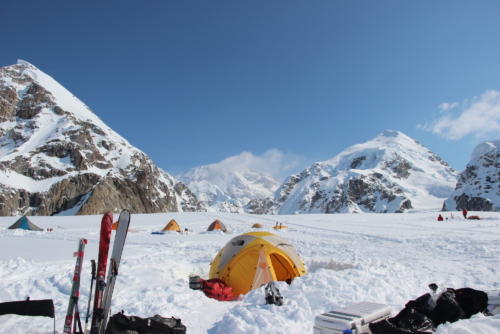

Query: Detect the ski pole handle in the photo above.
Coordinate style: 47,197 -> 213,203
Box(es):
91,259 -> 97,280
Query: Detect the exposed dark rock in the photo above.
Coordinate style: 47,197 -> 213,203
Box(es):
0,61 -> 204,216
0,86 -> 18,121
350,156 -> 366,169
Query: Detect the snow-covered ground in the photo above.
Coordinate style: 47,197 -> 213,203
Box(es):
1,211 -> 499,333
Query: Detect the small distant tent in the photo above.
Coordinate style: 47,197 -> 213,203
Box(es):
273,222 -> 287,230
8,216 -> 42,231
162,219 -> 181,232
209,231 -> 307,296
251,223 -> 263,228
207,220 -> 227,232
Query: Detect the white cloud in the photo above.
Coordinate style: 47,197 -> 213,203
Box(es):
420,90 -> 500,140
438,102 -> 459,111
218,149 -> 304,179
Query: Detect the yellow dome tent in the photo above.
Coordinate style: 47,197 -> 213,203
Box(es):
251,223 -> 263,228
209,231 -> 307,296
162,219 -> 181,232
207,220 -> 227,232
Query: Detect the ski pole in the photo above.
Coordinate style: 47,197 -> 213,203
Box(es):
84,259 -> 96,334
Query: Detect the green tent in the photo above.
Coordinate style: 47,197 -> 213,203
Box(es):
8,216 -> 42,231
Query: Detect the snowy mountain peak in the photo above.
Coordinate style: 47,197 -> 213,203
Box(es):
246,131 -> 460,214
0,61 -> 203,215
178,163 -> 281,209
325,129 -> 452,178
470,140 -> 500,161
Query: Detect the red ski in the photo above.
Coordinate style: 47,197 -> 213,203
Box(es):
90,212 -> 113,334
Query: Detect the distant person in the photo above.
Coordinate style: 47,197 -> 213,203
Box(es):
437,214 -> 443,221
462,208 -> 468,219
184,228 -> 188,235
450,213 -> 454,219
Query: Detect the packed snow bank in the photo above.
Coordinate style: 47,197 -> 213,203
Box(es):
0,212 -> 499,333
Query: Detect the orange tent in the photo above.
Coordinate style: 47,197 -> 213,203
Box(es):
207,220 -> 227,232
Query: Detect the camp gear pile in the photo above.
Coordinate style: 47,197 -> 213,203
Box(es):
369,284 -> 489,334
104,312 -> 186,334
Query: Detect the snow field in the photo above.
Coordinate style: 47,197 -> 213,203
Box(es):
0,211 -> 499,333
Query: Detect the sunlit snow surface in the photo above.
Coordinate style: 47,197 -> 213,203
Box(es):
0,212 -> 499,333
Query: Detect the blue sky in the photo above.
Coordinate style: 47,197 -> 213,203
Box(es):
2,1 -> 500,180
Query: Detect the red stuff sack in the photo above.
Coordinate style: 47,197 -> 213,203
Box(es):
199,278 -> 233,301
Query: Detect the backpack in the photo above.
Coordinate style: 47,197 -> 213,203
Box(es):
199,278 -> 233,301
104,312 -> 186,334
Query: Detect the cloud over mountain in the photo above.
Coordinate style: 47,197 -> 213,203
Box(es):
217,149 -> 304,180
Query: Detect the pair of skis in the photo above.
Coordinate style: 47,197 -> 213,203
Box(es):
91,210 -> 131,334
63,210 -> 130,334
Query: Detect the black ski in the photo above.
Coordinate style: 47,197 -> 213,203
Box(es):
95,210 -> 131,334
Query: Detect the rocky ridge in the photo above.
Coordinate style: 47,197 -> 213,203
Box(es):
443,140 -> 500,212
245,130 -> 460,214
0,60 -> 203,216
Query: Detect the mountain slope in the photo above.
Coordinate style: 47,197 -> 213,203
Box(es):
0,60 -> 203,215
443,140 -> 500,212
177,164 -> 281,208
245,130 -> 460,214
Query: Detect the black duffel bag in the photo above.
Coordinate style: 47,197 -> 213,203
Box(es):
105,312 -> 186,334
